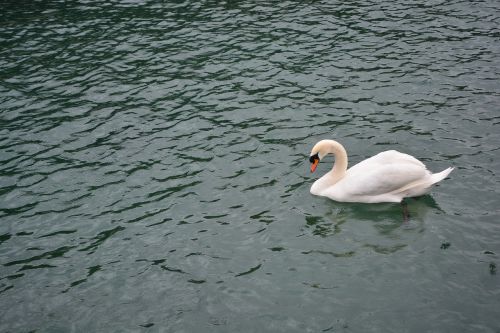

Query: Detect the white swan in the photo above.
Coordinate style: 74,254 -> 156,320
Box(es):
309,140 -> 453,203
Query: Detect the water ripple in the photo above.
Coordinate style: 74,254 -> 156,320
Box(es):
1,0 -> 499,332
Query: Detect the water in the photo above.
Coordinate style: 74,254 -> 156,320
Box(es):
1,1 -> 499,332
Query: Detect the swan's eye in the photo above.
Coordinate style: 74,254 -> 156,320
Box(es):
309,153 -> 319,163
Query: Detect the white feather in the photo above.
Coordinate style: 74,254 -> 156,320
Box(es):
309,140 -> 453,203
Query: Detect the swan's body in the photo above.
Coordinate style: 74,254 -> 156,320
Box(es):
309,140 -> 453,203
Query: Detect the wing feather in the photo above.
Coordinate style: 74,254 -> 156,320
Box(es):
338,151 -> 430,197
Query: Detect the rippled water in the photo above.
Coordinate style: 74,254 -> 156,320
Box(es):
1,1 -> 500,332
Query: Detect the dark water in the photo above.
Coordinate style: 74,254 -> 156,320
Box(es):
1,1 -> 499,332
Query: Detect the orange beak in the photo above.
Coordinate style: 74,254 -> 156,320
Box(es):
310,159 -> 319,173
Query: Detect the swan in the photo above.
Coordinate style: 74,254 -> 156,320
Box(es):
309,139 -> 453,203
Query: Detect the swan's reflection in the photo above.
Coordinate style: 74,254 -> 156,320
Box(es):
302,195 -> 444,254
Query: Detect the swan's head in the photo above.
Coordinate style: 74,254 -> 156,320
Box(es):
309,153 -> 320,173
309,139 -> 347,173
309,140 -> 329,173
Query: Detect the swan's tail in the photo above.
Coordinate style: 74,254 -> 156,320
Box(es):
430,167 -> 454,184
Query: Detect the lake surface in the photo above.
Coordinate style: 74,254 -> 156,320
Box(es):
1,1 -> 499,332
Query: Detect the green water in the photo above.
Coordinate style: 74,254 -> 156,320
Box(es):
1,1 -> 499,332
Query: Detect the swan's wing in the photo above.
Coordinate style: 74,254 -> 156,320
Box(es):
344,150 -> 428,195
351,150 -> 426,170
341,163 -> 430,197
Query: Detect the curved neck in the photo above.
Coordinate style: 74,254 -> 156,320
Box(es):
325,140 -> 348,182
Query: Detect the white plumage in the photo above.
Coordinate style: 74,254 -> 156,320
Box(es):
309,140 -> 453,203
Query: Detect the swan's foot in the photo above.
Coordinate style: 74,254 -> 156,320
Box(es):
401,200 -> 410,224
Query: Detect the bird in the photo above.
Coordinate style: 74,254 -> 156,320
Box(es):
308,139 -> 453,205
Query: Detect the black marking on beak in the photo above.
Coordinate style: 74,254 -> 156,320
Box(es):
309,153 -> 319,163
